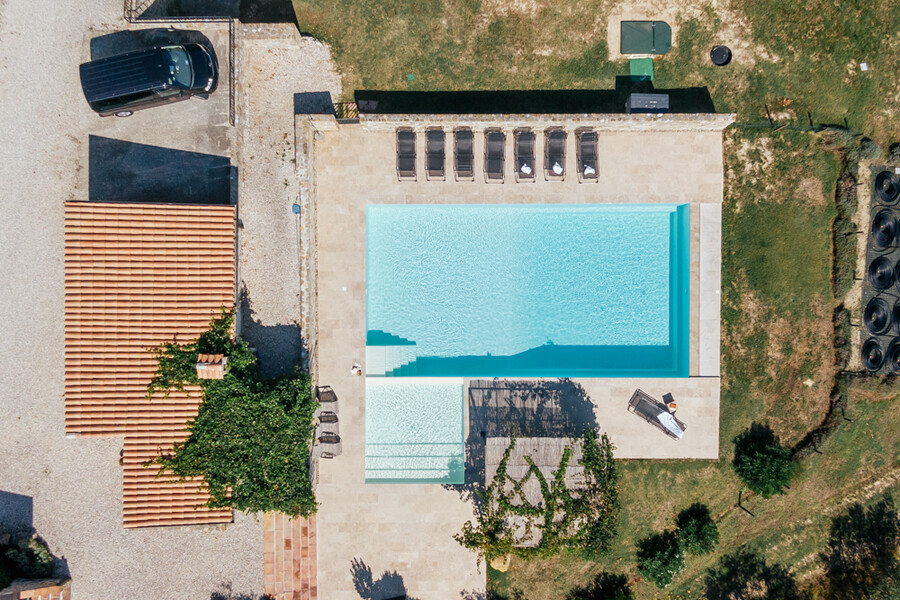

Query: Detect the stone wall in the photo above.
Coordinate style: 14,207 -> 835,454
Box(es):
357,112 -> 735,132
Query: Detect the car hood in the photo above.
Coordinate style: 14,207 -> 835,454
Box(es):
185,43 -> 217,92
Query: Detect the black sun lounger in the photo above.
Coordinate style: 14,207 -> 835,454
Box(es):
514,130 -> 535,182
426,129 -> 445,180
484,129 -> 505,182
627,389 -> 687,440
396,129 -> 416,180
577,129 -> 598,182
545,129 -> 566,180
454,128 -> 474,180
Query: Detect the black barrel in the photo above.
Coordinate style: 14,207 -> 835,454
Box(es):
710,46 -> 732,66
886,339 -> 900,374
869,257 -> 895,290
871,209 -> 897,248
861,338 -> 885,371
864,297 -> 891,334
876,171 -> 899,204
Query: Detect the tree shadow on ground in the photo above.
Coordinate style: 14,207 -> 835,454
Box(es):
705,546 -> 799,600
444,378 -> 598,513
350,557 -> 419,600
238,284 -> 304,379
821,494 -> 900,599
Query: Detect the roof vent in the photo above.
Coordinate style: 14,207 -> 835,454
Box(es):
887,339 -> 900,374
875,171 -> 899,204
196,354 -> 227,380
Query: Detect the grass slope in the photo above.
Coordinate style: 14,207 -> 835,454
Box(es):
292,0 -> 900,141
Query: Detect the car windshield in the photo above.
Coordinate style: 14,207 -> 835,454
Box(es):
162,46 -> 192,88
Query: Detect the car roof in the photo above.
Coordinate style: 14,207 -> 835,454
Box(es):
79,47 -> 172,102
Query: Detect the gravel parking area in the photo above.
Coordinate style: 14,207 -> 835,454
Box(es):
236,29 -> 341,377
0,1 -> 261,597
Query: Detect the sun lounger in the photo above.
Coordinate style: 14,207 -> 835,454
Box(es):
454,128 -> 474,180
545,129 -> 566,180
396,129 -> 416,180
627,389 -> 686,440
485,129 -> 505,182
577,129 -> 598,182
514,130 -> 536,182
426,129 -> 445,180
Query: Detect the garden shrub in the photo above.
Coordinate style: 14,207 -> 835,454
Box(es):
5,535 -> 54,579
636,530 -> 684,588
676,503 -> 719,555
732,423 -> 796,498
150,308 -> 318,516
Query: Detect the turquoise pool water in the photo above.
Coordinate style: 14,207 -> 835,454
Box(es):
365,378 -> 465,483
366,203 -> 689,378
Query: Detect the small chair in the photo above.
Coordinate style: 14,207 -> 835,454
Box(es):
454,128 -> 474,180
576,129 -> 598,182
396,129 -> 416,181
544,129 -> 566,180
484,129 -> 505,182
514,129 -> 536,182
426,129 -> 445,181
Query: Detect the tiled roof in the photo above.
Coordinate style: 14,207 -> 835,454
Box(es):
196,353 -> 227,379
64,201 -> 236,528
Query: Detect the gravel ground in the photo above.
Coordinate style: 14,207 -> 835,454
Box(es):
0,1 -> 262,598
237,33 -> 341,378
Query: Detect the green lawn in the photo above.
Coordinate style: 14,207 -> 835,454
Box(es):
292,0 -> 900,142
488,129 -> 900,599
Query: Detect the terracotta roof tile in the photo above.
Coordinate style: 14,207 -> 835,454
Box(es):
64,201 -> 236,528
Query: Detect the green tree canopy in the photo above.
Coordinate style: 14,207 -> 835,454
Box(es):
732,423 -> 796,498
675,502 -> 719,555
635,529 -> 684,588
149,308 -> 318,516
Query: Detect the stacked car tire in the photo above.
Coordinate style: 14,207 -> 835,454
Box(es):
862,169 -> 900,373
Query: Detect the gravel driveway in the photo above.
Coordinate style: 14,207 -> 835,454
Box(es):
0,1 -> 262,597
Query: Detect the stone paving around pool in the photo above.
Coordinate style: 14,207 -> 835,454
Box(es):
304,112 -> 731,598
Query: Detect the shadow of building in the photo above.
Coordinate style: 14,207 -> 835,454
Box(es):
238,284 -> 304,380
88,136 -> 235,205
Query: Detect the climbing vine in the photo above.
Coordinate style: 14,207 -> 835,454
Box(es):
455,428 -> 620,562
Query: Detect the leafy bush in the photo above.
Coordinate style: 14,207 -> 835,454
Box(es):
675,503 -> 719,555
849,137 -> 881,163
566,571 -> 633,600
636,530 -> 684,588
150,308 -> 318,516
5,535 -> 54,579
889,142 -> 900,164
732,423 -> 796,498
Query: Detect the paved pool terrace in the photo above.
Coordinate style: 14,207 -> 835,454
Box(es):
302,112 -> 733,598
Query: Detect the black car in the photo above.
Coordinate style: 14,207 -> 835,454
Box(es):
79,44 -> 217,117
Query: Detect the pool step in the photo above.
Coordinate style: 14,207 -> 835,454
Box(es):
365,333 -> 417,376
364,451 -> 465,482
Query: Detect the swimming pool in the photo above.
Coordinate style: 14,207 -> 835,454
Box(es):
366,203 -> 689,378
